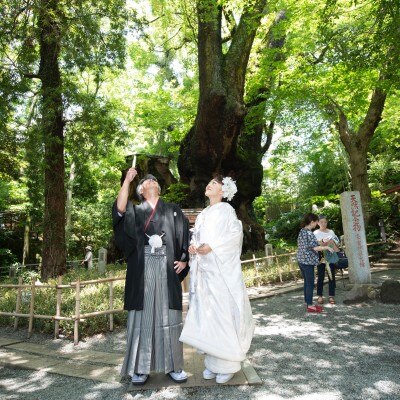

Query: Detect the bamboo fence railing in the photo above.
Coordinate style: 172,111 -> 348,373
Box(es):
0,241 -> 387,344
0,275 -> 124,345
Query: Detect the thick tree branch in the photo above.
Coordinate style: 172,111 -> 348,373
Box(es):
324,95 -> 352,150
357,79 -> 387,144
337,109 -> 351,151
261,119 -> 275,154
197,0 -> 224,97
224,0 -> 267,95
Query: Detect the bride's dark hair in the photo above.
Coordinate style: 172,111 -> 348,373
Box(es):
212,174 -> 224,184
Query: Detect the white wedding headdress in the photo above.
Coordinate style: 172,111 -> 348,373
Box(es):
222,177 -> 237,201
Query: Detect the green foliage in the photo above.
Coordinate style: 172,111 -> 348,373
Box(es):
370,93 -> 400,160
162,183 -> 190,207
110,39 -> 198,160
0,221 -> 25,267
369,154 -> 400,192
0,181 -> 10,211
253,196 -> 266,224
264,200 -> 344,247
68,198 -> 115,258
368,192 -> 400,240
265,209 -> 306,245
0,249 -> 17,270
18,269 -> 41,284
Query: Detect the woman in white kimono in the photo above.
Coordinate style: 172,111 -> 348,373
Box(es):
180,175 -> 254,384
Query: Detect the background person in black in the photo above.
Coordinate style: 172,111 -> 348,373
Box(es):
113,168 -> 189,386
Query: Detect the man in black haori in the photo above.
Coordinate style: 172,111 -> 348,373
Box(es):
113,167 -> 190,386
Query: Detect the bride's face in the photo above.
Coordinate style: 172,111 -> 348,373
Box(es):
205,179 -> 223,198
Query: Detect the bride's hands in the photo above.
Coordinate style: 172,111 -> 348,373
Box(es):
188,243 -> 212,255
196,244 -> 212,255
188,244 -> 197,254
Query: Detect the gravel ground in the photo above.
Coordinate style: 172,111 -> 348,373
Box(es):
1,269 -> 399,400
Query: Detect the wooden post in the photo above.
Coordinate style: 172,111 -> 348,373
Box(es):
275,253 -> 283,283
109,281 -> 114,332
253,254 -> 260,287
74,277 -> 81,345
290,256 -> 298,282
28,278 -> 36,338
54,276 -> 62,339
14,276 -> 23,330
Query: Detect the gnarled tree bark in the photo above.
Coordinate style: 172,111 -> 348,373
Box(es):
178,2 -> 286,250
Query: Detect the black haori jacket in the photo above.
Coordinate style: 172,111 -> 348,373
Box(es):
112,199 -> 190,311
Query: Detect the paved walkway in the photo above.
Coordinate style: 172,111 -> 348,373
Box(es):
0,267 -> 399,400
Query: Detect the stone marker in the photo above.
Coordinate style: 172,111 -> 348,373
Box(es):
97,247 -> 107,274
340,191 -> 371,284
265,244 -> 274,266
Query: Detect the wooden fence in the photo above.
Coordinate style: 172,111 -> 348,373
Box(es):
0,241 -> 387,344
0,276 -> 124,345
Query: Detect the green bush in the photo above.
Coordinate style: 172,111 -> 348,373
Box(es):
162,182 -> 190,207
0,248 -> 17,269
265,209 -> 306,246
368,192 -> 399,239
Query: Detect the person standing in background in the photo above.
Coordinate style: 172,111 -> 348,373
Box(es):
314,215 -> 340,305
297,213 -> 334,313
82,246 -> 93,269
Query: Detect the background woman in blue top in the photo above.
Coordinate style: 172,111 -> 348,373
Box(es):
297,213 -> 334,313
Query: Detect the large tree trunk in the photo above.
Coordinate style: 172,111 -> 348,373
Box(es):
39,0 -> 66,280
336,85 -> 387,222
178,0 -> 267,249
178,3 -> 286,250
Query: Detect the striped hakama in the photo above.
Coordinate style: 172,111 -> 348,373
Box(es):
120,245 -> 184,377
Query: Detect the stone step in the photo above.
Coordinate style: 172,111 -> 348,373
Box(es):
372,262 -> 400,269
387,248 -> 400,253
378,259 -> 400,264
384,253 -> 400,259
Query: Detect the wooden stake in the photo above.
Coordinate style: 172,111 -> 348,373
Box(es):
275,253 -> 283,283
290,257 -> 298,282
109,281 -> 114,332
74,277 -> 81,345
14,277 -> 23,330
54,276 -> 62,339
28,278 -> 36,338
253,254 -> 260,287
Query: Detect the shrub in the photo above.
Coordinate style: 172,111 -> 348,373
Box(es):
162,182 -> 190,207
265,209 -> 306,246
0,249 -> 17,269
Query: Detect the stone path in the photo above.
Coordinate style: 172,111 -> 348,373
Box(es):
0,339 -> 261,389
0,264 -> 399,400
0,267 -> 313,389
